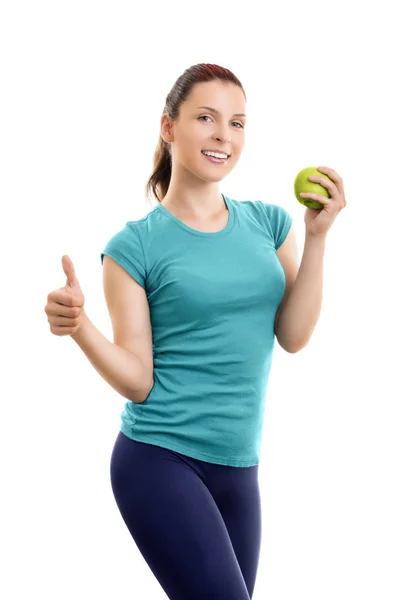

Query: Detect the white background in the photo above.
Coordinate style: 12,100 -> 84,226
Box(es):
2,1 -> 399,598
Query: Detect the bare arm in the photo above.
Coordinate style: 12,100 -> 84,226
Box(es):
275,232 -> 326,353
71,310 -> 153,404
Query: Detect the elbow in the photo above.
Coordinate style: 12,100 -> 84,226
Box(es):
130,373 -> 154,404
277,336 -> 307,354
275,322 -> 310,354
286,344 -> 303,354
288,339 -> 310,353
281,342 -> 299,354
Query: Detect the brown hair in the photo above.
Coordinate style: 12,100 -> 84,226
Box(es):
144,63 -> 246,205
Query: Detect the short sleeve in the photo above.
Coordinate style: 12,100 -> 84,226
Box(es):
100,222 -> 146,289
262,203 -> 293,251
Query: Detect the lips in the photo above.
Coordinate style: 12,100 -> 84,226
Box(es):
201,150 -> 231,158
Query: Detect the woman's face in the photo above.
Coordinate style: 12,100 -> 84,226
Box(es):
161,80 -> 246,183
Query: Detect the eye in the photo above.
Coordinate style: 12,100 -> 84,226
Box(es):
198,116 -> 244,128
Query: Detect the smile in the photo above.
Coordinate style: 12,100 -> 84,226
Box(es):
201,151 -> 229,164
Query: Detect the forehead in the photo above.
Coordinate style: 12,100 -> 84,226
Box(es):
184,80 -> 246,113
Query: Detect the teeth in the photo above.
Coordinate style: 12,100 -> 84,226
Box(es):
202,151 -> 228,159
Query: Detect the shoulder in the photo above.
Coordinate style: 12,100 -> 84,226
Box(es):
252,200 -> 293,250
244,199 -> 298,294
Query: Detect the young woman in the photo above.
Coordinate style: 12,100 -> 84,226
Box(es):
45,63 -> 346,599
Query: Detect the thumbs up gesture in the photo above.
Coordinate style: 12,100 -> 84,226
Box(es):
44,255 -> 86,336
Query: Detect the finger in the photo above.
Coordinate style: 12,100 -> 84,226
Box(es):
308,175 -> 336,196
51,325 -> 79,336
52,315 -> 80,327
299,192 -> 331,205
46,300 -> 80,317
317,166 -> 344,192
62,255 -> 77,287
47,290 -> 80,309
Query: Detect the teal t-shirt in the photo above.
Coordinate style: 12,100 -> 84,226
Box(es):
100,193 -> 292,467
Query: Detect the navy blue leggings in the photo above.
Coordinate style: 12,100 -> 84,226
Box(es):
110,431 -> 262,599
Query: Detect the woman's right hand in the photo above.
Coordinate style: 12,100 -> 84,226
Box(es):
44,255 -> 86,336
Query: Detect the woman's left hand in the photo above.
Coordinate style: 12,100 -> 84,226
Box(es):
301,166 -> 347,238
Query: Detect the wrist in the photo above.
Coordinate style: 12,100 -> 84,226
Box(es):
305,230 -> 327,243
70,309 -> 90,343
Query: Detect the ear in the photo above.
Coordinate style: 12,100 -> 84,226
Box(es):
160,113 -> 174,143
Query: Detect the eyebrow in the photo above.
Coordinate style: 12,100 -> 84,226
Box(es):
196,106 -> 246,118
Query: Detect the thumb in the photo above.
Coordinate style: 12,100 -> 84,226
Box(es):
62,255 -> 79,289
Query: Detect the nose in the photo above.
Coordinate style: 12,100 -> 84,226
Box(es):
214,134 -> 231,144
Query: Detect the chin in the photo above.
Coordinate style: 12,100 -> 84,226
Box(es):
186,164 -> 228,183
201,163 -> 234,181
200,173 -> 227,183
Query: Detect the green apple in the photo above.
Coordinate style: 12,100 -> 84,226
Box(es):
294,166 -> 332,210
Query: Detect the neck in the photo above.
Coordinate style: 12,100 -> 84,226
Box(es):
161,184 -> 225,220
